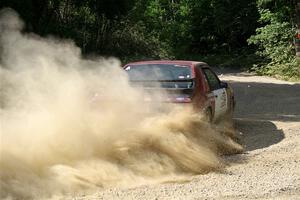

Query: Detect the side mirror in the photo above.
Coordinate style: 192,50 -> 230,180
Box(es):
220,81 -> 228,88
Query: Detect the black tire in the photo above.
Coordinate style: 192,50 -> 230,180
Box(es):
204,107 -> 213,123
225,97 -> 235,120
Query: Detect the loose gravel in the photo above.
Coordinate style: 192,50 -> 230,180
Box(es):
64,72 -> 300,200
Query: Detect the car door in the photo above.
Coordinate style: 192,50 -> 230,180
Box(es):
202,68 -> 228,119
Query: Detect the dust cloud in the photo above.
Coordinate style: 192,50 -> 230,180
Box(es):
0,8 -> 242,199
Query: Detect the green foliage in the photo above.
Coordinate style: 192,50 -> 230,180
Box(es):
0,0 -> 169,59
102,20 -> 171,59
1,0 -> 298,81
190,0 -> 259,53
248,1 -> 300,81
0,0 -> 259,58
132,0 -> 192,55
182,48 -> 262,70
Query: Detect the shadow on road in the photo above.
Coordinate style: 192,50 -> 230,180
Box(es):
234,118 -> 284,151
232,81 -> 300,122
229,81 -> 300,151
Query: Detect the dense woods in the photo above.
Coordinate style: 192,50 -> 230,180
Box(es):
1,0 -> 299,80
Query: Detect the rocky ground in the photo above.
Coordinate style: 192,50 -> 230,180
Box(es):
66,72 -> 300,200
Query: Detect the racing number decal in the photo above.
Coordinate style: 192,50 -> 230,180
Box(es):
202,67 -> 228,119
213,88 -> 228,119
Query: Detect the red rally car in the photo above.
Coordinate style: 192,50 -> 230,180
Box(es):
123,60 -> 235,122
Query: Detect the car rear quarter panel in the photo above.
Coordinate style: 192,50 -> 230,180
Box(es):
191,65 -> 215,115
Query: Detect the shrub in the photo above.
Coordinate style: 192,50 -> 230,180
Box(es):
248,7 -> 300,81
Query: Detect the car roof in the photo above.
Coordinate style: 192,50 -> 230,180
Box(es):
124,60 -> 208,67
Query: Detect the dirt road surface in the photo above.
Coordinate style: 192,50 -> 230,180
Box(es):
66,72 -> 300,200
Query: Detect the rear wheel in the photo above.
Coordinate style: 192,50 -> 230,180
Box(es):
204,107 -> 213,123
225,97 -> 234,120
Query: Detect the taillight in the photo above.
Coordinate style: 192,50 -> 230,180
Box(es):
174,97 -> 192,103
143,96 -> 192,103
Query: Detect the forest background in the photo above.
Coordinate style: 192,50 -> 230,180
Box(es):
1,0 -> 299,80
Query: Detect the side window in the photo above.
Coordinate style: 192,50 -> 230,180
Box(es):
202,68 -> 221,91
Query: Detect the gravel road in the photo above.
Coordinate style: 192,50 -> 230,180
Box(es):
66,72 -> 300,200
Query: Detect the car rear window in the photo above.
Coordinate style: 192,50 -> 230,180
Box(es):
124,64 -> 192,81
